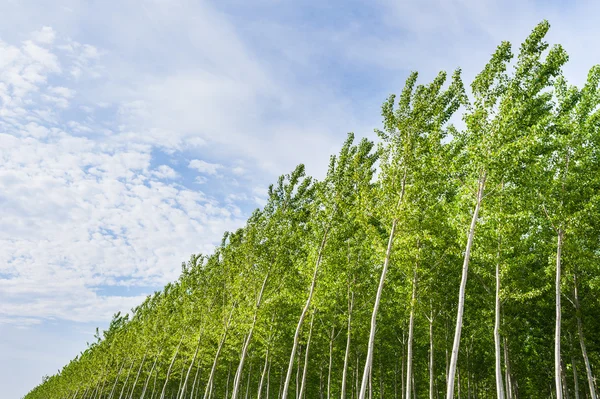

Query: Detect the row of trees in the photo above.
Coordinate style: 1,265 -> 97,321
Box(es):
25,21 -> 600,399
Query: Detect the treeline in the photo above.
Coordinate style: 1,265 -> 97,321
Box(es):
25,21 -> 600,399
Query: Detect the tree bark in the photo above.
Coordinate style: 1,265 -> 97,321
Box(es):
257,349 -> 270,399
406,245 -> 419,399
160,335 -> 185,399
108,359 -> 127,399
555,229 -> 564,399
141,351 -> 161,399
429,308 -> 435,399
118,359 -> 136,399
494,238 -> 505,399
299,311 -> 316,399
232,272 -> 269,399
572,351 -> 580,399
328,326 -> 336,399
360,218 -> 398,399
203,303 -> 236,399
179,332 -> 203,399
282,225 -> 330,399
341,289 -> 354,399
128,351 -> 147,399
446,172 -> 486,399
190,363 -> 202,399
574,273 -> 597,399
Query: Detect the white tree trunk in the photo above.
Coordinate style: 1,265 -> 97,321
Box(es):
446,172 -> 486,399
179,332 -> 203,399
573,273 -> 597,399
327,326 -> 335,399
360,219 -> 398,399
203,303 -> 236,399
494,245 -> 505,399
282,227 -> 330,399
128,351 -> 147,399
341,289 -> 354,399
406,258 -> 418,399
141,351 -> 161,399
231,273 -> 269,399
429,309 -> 435,399
257,349 -> 270,399
118,359 -> 136,399
299,312 -> 316,399
160,335 -> 185,399
555,230 -> 564,399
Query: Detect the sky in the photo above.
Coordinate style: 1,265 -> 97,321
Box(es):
1,0 -> 599,397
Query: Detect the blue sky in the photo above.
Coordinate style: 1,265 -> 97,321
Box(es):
1,0 -> 599,397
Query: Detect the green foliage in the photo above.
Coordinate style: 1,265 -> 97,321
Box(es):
24,21 -> 600,399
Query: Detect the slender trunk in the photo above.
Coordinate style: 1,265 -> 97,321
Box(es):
572,351 -> 580,399
180,332 -> 203,399
128,351 -> 147,399
296,344 -> 302,399
341,289 -> 354,399
245,361 -> 253,399
299,312 -> 316,399
203,303 -> 236,399
360,170 -> 407,399
227,362 -> 232,399
232,272 -> 269,399
109,359 -> 127,399
328,327 -> 336,399
430,308 -> 435,399
118,360 -> 136,399
574,273 -> 597,399
401,333 -> 405,399
190,363 -> 202,399
406,246 -> 418,399
503,338 -> 512,399
278,367 -> 284,399
150,364 -> 159,399
282,227 -> 330,399
266,361 -> 271,399
556,230 -> 564,399
160,335 -> 186,399
561,358 -> 570,399
360,218 -> 398,399
446,172 -> 486,399
257,349 -> 270,399
141,351 -> 161,399
494,238 -> 505,399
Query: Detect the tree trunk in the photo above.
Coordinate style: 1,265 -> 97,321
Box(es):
572,351 -> 580,399
244,361 -> 253,399
328,326 -> 336,399
203,303 -> 236,399
179,332 -> 203,399
160,335 -> 185,399
446,172 -> 486,399
360,218 -> 398,399
341,290 -> 354,399
430,308 -> 435,399
282,226 -> 330,399
108,359 -> 127,399
561,358 -> 570,399
257,349 -> 270,399
574,273 -> 597,399
556,229 -> 564,399
128,351 -> 147,399
503,338 -> 512,399
141,351 -> 161,399
494,239 -> 505,399
406,247 -> 418,399
118,359 -> 136,399
299,311 -> 316,399
232,272 -> 269,399
190,363 -> 202,399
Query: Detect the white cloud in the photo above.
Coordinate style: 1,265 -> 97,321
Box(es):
188,159 -> 222,175
152,164 -> 179,179
30,26 -> 56,45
